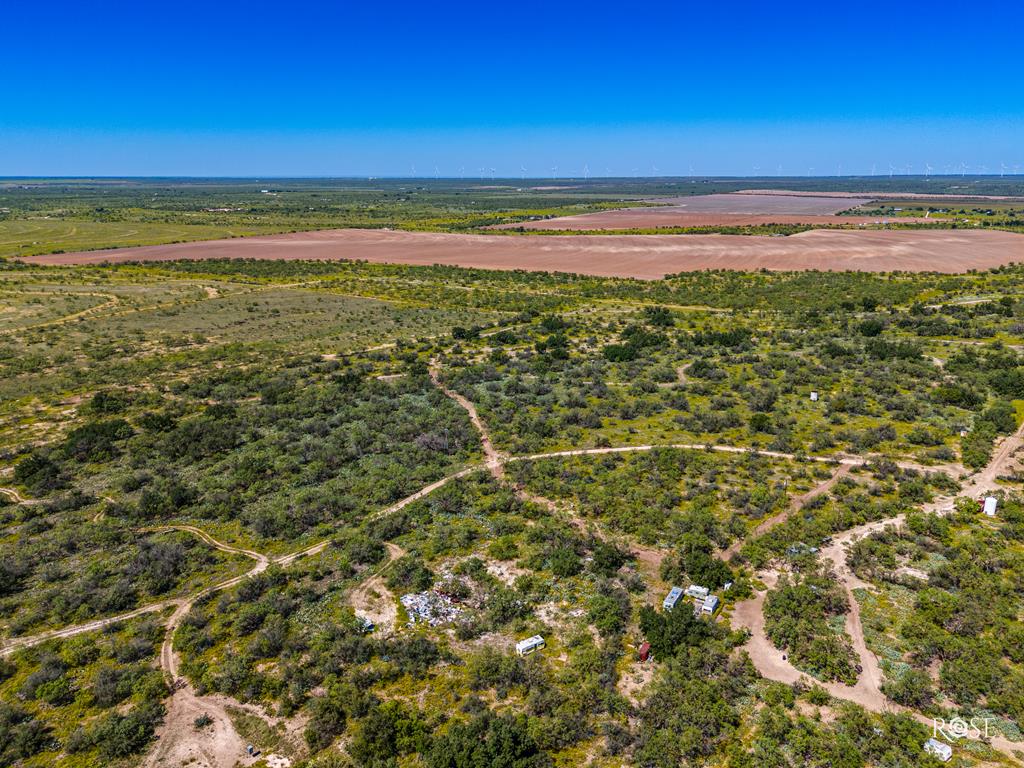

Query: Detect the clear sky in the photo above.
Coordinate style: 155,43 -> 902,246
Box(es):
3,0 -> 1022,177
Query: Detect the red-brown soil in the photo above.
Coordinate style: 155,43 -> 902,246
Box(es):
494,193 -> 935,230
23,227 -> 1024,278
499,212 -> 928,230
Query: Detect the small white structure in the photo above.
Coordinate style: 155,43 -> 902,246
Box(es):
663,586 -> 684,611
684,584 -> 709,600
701,595 -> 720,614
516,635 -> 546,657
810,391 -> 819,402
723,581 -> 733,592
924,738 -> 952,762
983,496 -> 998,517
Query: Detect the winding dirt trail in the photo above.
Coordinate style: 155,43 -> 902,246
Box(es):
0,526 -> 270,658
0,600 -> 179,658
429,361 -> 506,479
731,420 -> 1024,760
20,291 -> 121,331
0,487 -> 37,504
720,463 -> 852,561
425,366 -> 1024,760
142,525 -> 270,569
509,443 -> 959,479
147,526 -> 279,768
6,361 -> 1021,763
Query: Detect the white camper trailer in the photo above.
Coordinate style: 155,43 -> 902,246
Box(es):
923,738 -> 952,762
516,635 -> 546,657
663,586 -> 684,611
684,585 -> 709,600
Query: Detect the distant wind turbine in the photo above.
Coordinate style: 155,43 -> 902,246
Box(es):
520,165 -> 527,180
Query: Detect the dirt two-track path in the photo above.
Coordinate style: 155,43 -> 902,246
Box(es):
4,362 -> 1023,763
430,366 -> 1024,760
731,420 -> 1024,760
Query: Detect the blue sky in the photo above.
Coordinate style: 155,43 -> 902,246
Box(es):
3,0 -> 1023,176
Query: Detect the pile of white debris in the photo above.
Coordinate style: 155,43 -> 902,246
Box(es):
400,591 -> 463,626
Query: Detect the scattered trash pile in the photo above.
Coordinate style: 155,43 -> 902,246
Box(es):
400,590 -> 464,626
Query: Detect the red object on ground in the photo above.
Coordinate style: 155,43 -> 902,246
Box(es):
639,642 -> 651,662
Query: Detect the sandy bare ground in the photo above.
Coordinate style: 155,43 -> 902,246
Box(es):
348,542 -> 405,631
496,192 -> 875,230
144,684 -> 257,768
147,526 -> 274,768
23,227 -> 1024,277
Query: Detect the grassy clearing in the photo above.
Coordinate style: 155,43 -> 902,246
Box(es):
0,220 -> 285,258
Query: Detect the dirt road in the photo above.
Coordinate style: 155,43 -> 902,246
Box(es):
0,600 -> 178,658
6,363 -> 1021,762
510,442 -> 957,479
142,525 -> 269,569
0,487 -> 41,505
720,464 -> 852,561
731,420 -> 1024,759
429,362 -> 506,479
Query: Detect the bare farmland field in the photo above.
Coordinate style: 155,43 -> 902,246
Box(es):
636,193 -> 873,214
23,226 -> 1024,277
493,192 -> 921,230
498,211 -> 929,230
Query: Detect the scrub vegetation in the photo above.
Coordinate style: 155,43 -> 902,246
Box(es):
2,201 -> 1024,766
3,175 -> 1024,262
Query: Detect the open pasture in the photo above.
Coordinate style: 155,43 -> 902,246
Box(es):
0,219 -> 282,259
